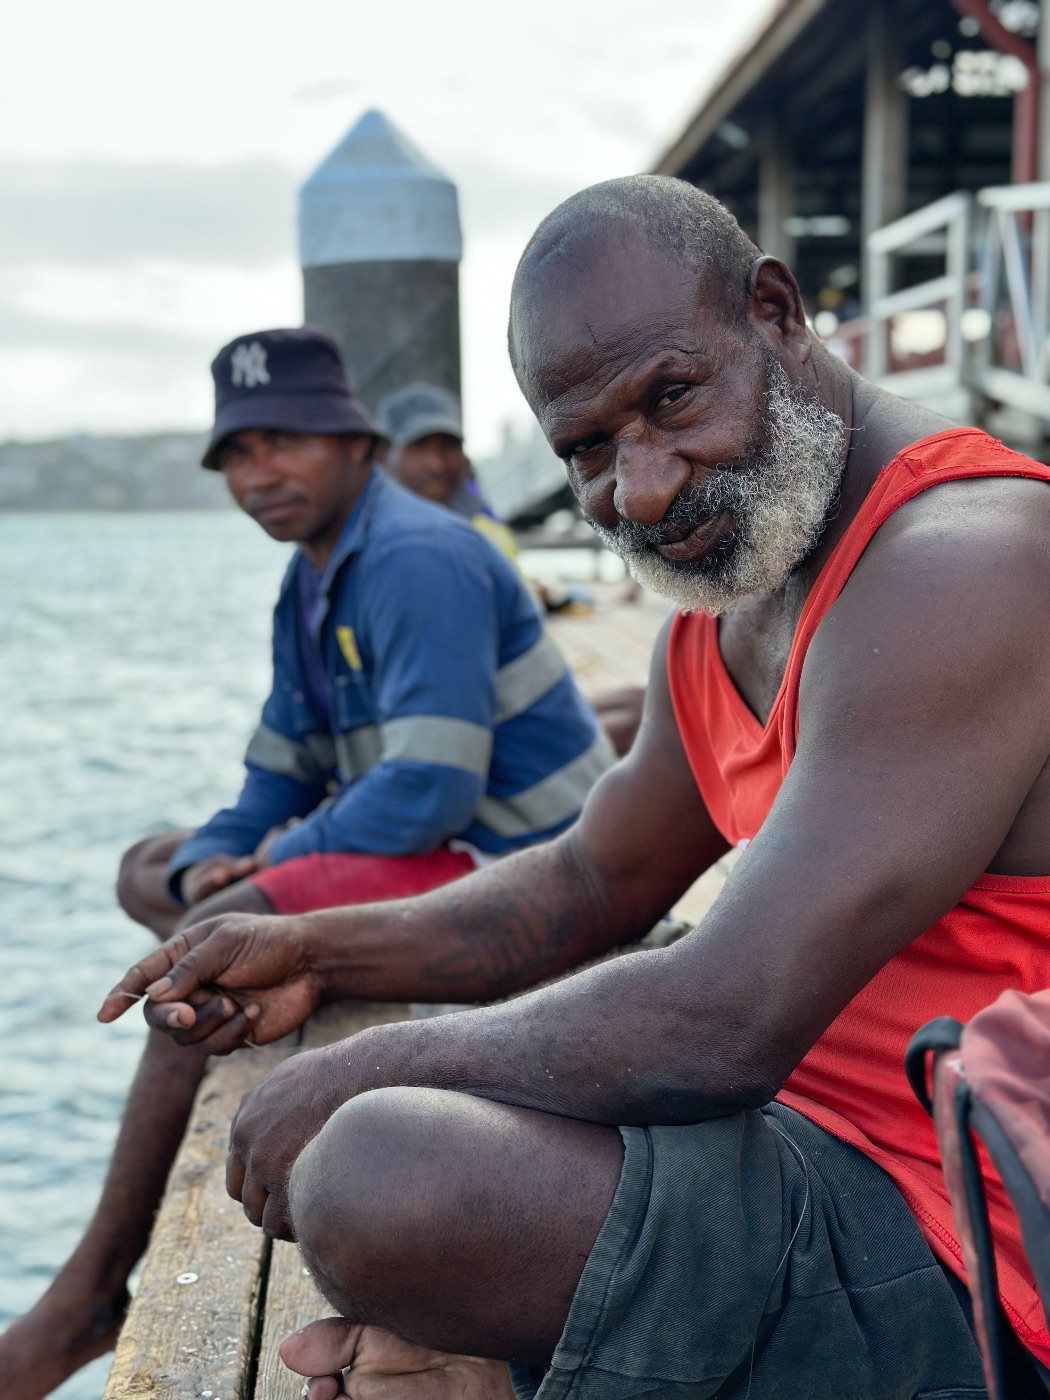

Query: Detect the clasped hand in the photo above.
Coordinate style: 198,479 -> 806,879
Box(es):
98,912 -> 322,1053
99,914 -> 389,1238
180,820 -> 300,906
228,1042 -> 353,1237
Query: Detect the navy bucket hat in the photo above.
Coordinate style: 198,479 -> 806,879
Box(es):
202,326 -> 379,469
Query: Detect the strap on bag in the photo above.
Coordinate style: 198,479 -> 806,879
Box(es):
907,1019 -> 1007,1400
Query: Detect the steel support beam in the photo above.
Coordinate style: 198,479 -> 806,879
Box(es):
862,0 -> 908,304
758,115 -> 796,264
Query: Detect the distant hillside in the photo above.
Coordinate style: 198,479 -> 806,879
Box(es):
0,431 -> 231,510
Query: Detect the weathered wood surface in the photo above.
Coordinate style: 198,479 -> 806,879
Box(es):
251,1004 -> 411,1399
103,1041 -> 291,1400
103,1004 -> 409,1400
546,587 -> 669,691
254,1243 -> 334,1400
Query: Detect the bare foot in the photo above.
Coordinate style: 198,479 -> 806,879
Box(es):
280,1317 -> 516,1399
0,1274 -> 129,1400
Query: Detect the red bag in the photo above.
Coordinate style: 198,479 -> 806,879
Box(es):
906,990 -> 1050,1400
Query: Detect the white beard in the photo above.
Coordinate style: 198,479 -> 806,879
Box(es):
591,359 -> 848,615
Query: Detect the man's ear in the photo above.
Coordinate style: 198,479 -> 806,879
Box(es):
343,433 -> 379,467
746,257 -> 812,367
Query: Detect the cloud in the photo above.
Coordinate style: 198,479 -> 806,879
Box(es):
451,163 -> 582,239
0,161 -> 297,265
0,299 -> 211,355
292,78 -> 364,103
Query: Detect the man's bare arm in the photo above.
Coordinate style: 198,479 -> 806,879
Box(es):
310,623 -> 724,1001
100,619 -> 727,1037
224,479 -> 1050,1236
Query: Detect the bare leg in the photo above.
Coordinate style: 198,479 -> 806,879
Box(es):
285,1087 -> 623,1372
0,1031 -> 208,1399
115,830 -> 193,939
0,879 -> 274,1400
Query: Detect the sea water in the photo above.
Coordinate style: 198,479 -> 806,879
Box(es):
0,512 -> 290,1398
0,511 -> 620,1398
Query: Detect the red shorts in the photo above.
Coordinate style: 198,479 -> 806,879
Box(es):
249,846 -> 475,915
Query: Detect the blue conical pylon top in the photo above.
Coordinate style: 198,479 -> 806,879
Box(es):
299,110 -> 462,267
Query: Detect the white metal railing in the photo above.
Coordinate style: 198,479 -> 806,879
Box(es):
974,181 -> 1050,420
860,181 -> 1050,426
865,191 -> 971,386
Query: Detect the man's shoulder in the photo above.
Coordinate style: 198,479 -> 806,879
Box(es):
366,473 -> 484,550
873,467 -> 1050,557
836,468 -> 1050,653
363,474 -> 521,589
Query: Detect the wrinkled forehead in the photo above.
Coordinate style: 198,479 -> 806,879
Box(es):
510,232 -> 726,412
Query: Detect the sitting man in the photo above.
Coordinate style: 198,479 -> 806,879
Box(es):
118,329 -> 609,938
104,176 -> 1050,1397
1,325 -> 610,1400
376,378 -> 646,756
376,379 -> 520,562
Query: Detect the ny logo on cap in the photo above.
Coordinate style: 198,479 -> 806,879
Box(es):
230,341 -> 271,389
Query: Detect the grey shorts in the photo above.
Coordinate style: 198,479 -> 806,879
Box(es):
509,1103 -> 987,1400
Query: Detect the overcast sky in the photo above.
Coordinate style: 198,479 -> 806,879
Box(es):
1,0 -> 775,454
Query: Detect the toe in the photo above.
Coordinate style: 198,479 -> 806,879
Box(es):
280,1317 -> 363,1378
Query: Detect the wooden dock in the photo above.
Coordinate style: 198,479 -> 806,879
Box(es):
103,590 -> 735,1399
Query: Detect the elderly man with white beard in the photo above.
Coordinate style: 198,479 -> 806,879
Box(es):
102,175 -> 1050,1398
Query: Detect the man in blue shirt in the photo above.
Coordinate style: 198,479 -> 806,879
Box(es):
3,327 -> 611,1400
376,379 -> 520,560
119,328 -> 610,934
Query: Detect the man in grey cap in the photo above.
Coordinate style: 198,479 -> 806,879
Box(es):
377,381 -> 519,561
376,381 -> 647,756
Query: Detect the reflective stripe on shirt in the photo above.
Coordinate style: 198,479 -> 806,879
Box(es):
335,725 -> 381,783
473,730 -> 616,838
380,715 -> 493,775
245,724 -> 327,785
332,717 -> 493,784
494,633 -> 568,724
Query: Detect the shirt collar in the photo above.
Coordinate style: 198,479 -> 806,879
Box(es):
280,466 -> 386,605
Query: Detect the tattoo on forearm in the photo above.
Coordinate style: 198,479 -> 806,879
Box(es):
419,844 -> 608,994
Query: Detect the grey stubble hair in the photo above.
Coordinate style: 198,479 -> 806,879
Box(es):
590,356 -> 848,615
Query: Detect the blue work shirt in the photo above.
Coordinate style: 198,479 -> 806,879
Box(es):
169,469 -> 612,894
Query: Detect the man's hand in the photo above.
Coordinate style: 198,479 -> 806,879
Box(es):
279,1318 -> 515,1399
253,818 -> 301,871
226,1042 -> 369,1236
97,913 -> 323,1053
182,853 -> 257,906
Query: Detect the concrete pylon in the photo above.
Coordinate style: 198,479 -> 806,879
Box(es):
299,109 -> 463,412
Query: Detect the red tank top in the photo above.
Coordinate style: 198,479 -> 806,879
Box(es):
667,428 -> 1050,1363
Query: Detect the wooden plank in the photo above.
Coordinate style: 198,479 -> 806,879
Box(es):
251,1003 -> 410,1400
104,1041 -> 292,1400
253,1244 -> 334,1400
548,608 -> 658,690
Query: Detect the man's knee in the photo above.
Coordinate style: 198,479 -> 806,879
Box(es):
289,1087 -> 463,1315
116,830 -> 187,925
287,1086 -> 623,1353
172,878 -> 274,934
116,837 -> 153,915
